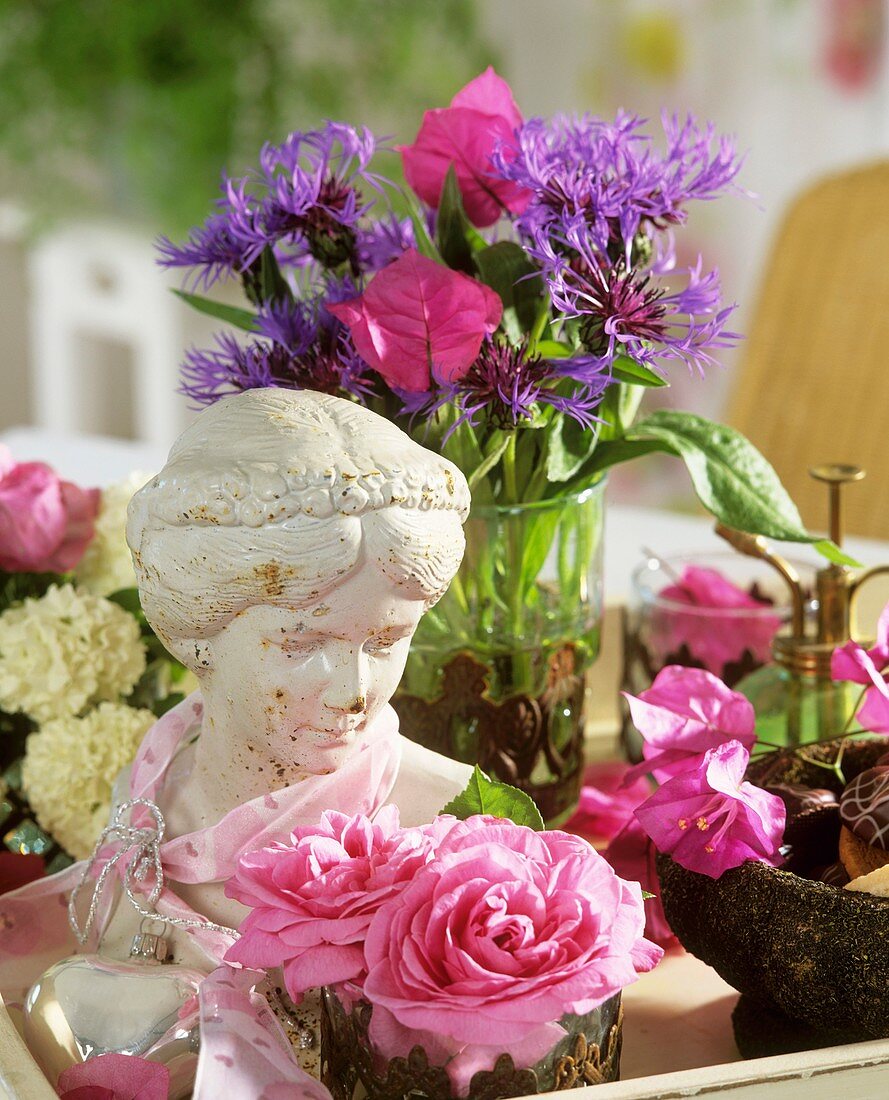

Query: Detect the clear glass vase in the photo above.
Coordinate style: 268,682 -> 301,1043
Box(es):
320,986 -> 622,1100
393,480 -> 605,824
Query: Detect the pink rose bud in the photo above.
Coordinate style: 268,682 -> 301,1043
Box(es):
0,445 -> 99,573
399,67 -> 532,227
328,249 -> 502,393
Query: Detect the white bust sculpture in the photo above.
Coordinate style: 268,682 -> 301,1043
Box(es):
123,387 -> 473,935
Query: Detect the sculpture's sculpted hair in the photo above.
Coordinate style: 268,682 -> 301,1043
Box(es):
127,389 -> 469,662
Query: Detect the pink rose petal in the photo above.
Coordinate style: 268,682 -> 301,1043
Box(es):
58,1053 -> 169,1100
328,249 -> 502,392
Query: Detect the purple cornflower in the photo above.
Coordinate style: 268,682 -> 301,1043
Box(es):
258,123 -> 382,272
356,214 -> 415,271
542,228 -> 738,376
495,111 -> 743,259
156,211 -> 258,291
158,122 -> 384,287
410,338 -> 611,433
180,297 -> 374,406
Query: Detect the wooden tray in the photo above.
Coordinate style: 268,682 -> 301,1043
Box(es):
4,948 -> 887,1098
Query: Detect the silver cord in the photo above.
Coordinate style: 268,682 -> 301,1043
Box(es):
68,797 -> 240,946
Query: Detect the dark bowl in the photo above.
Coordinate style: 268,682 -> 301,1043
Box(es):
657,737 -> 889,1043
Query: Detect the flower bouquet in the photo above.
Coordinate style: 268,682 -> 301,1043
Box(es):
0,450 -> 189,871
224,774 -> 661,1098
161,67 -> 842,820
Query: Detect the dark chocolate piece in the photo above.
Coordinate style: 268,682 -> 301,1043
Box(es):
840,766 -> 889,850
819,861 -> 851,888
768,783 -> 838,817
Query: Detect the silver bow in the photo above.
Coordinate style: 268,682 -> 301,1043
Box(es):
68,797 -> 240,945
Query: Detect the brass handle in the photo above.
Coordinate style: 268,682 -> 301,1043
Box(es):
714,523 -> 806,637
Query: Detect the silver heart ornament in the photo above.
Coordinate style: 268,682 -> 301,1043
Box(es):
23,953 -> 203,1099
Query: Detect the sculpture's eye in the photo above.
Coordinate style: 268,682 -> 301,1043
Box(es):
279,635 -> 317,659
364,629 -> 410,656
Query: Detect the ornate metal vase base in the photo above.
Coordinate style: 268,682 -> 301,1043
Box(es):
395,646 -> 588,824
320,988 -> 622,1100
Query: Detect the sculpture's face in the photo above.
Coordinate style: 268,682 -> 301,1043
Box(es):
201,563 -> 426,775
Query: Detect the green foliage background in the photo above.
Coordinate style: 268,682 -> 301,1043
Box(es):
0,0 -> 493,233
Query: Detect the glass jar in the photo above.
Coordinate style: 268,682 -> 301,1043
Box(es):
394,481 -> 605,825
623,550 -> 815,759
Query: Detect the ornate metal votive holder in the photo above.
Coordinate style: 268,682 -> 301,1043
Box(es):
320,986 -> 622,1100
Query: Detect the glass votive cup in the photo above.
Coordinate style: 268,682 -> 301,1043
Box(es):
622,550 -> 816,761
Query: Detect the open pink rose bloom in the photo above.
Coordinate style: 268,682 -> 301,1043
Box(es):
230,811 -> 660,1095
0,445 -> 99,573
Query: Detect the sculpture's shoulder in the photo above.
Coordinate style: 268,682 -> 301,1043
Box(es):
388,736 -> 473,827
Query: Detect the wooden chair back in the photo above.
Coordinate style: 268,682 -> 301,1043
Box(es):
727,162 -> 889,540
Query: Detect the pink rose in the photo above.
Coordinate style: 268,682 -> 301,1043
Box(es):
58,1053 -> 169,1100
634,740 -> 786,879
362,816 -> 661,1091
623,664 -> 756,784
603,818 -> 676,948
328,248 -> 502,392
0,445 -> 99,573
651,565 -> 782,678
400,67 -> 532,226
225,807 -> 452,999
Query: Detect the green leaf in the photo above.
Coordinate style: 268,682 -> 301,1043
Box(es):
172,290 -> 258,333
474,242 -> 544,335
468,430 -> 513,489
535,339 -> 575,360
435,166 -> 485,273
401,189 -> 443,262
642,890 -> 656,900
259,245 -> 292,304
610,355 -> 668,388
597,381 -> 646,442
440,765 -> 545,830
631,411 -> 815,542
576,437 -> 668,479
546,412 -> 595,482
812,540 -> 863,568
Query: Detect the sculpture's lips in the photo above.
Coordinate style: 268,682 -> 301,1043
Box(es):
302,724 -> 362,745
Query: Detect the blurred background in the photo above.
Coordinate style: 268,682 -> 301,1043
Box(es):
1,0 -> 887,517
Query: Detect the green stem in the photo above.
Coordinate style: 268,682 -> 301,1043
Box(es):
841,685 -> 869,735
503,432 -> 518,505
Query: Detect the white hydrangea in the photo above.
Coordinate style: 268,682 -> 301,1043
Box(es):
0,584 -> 147,723
22,702 -> 155,859
75,471 -> 153,596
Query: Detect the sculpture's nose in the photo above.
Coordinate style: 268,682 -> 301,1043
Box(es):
322,646 -> 369,718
